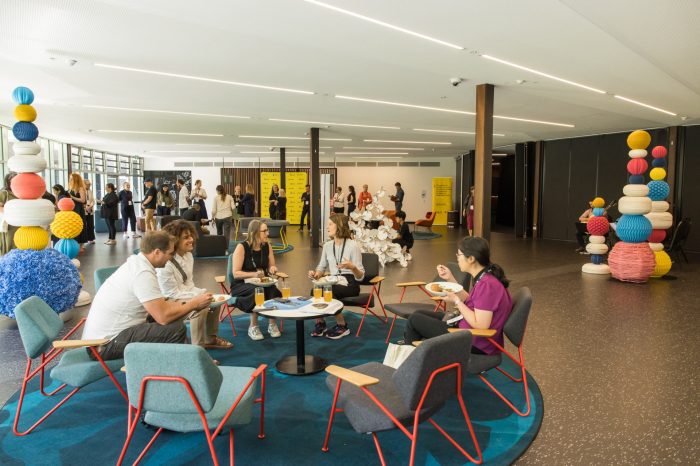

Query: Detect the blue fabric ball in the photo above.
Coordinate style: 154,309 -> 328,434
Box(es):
616,214 -> 652,243
592,207 -> 604,217
628,175 -> 645,184
651,158 -> 666,168
55,238 -> 80,259
591,254 -> 604,265
12,86 -> 34,105
12,121 -> 39,142
0,248 -> 81,317
647,180 -> 670,201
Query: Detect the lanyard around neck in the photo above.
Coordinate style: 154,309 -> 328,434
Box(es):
333,239 -> 347,273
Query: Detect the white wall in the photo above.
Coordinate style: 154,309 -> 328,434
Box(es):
144,157 -> 458,222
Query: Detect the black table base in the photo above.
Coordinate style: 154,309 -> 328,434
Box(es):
274,319 -> 328,376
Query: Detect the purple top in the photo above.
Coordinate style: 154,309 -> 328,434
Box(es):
458,273 -> 512,354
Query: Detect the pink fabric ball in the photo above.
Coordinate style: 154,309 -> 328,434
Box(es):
10,173 -> 46,200
651,146 -> 667,158
57,197 -> 75,211
627,158 -> 648,176
608,242 -> 656,283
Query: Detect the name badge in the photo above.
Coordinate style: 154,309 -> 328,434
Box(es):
128,201 -> 132,206
161,202 -> 166,206
305,201 -> 309,205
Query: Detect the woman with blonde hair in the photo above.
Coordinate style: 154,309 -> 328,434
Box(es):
68,173 -> 88,253
241,183 -> 256,217
230,219 -> 282,340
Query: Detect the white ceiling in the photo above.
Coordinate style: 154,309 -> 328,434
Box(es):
0,0 -> 698,160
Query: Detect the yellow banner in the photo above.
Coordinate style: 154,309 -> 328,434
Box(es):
431,177 -> 452,225
260,171 -> 307,224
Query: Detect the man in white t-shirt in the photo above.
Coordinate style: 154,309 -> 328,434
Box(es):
177,179 -> 190,216
82,231 -> 213,360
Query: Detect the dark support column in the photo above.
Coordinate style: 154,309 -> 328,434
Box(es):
667,126 -> 679,226
280,147 -> 286,190
515,143 -> 526,238
474,84 -> 494,241
310,127 -> 321,248
532,141 -> 543,238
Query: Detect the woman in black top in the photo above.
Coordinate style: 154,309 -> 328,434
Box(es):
118,181 -> 139,238
276,188 -> 287,220
233,185 -> 245,216
229,220 -> 282,340
347,185 -> 356,214
97,183 -> 119,245
269,184 -> 279,219
241,183 -> 256,217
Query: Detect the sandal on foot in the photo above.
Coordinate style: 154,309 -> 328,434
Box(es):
202,336 -> 234,349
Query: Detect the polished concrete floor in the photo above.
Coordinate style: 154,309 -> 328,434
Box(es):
1,226 -> 698,465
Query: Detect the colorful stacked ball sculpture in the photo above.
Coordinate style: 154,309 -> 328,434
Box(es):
582,197 -> 611,275
645,145 -> 673,277
608,130 -> 656,283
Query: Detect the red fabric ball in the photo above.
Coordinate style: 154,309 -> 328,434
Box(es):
10,173 -> 46,199
608,242 -> 656,283
651,146 -> 667,158
57,197 -> 75,211
648,229 -> 666,243
627,158 -> 648,175
586,216 -> 610,235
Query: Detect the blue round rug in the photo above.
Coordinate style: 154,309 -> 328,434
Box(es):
414,231 -> 442,240
0,314 -> 542,465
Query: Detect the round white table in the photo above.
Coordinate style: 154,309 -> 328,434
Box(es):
257,298 -> 343,376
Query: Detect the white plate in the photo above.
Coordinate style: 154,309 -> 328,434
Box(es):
425,282 -> 464,297
312,276 -> 338,286
244,277 -> 278,287
210,294 -> 232,308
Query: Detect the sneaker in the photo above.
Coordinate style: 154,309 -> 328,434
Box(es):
268,322 -> 281,338
310,321 -> 327,337
248,326 -> 264,341
325,324 -> 350,340
104,240 -> 112,245
575,247 -> 585,253
405,253 -> 412,261
132,233 -> 142,239
123,232 -> 129,238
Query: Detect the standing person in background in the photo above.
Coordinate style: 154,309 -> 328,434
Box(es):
463,185 -> 475,237
156,184 -> 174,216
97,183 -> 119,245
392,182 -> 404,212
299,184 -> 311,231
346,185 -> 356,214
142,179 -> 157,232
84,179 -> 96,245
42,190 -> 56,205
358,184 -> 373,211
241,183 -> 256,217
190,180 -> 208,219
119,181 -> 140,239
212,184 -> 235,242
176,179 -> 189,216
269,184 -> 280,219
68,173 -> 88,254
233,185 -> 244,216
277,188 -> 287,220
0,172 -> 18,256
333,186 -> 345,214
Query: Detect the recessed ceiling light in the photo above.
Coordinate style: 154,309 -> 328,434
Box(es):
94,63 -> 315,95
175,143 -> 224,146
321,138 -> 352,141
94,130 -> 223,137
352,156 -> 403,159
336,152 -> 409,155
238,135 -> 352,141
413,128 -> 506,136
84,105 -> 250,119
343,147 -> 424,151
613,95 -> 677,116
493,115 -> 574,128
301,0 -> 464,50
269,118 -> 399,130
481,54 -> 606,94
364,139 -> 451,145
240,151 -> 325,154
148,150 -> 231,154
336,95 -> 474,115
234,144 -> 332,148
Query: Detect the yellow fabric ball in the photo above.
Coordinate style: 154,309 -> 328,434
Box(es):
50,211 -> 84,239
627,130 -> 651,150
14,104 -> 37,122
14,226 -> 49,250
649,167 -> 666,181
651,250 -> 672,277
591,197 -> 605,208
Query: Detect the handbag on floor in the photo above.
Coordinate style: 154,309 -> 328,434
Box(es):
382,343 -> 415,369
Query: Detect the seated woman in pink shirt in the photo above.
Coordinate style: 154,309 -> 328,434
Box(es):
403,236 -> 512,355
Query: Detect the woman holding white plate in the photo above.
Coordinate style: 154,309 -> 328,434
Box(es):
403,236 -> 512,355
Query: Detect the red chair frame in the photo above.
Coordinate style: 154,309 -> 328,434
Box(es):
13,317 -> 128,436
355,277 -> 388,338
385,283 -> 445,344
322,362 -> 482,466
118,364 -> 267,466
216,277 -> 238,337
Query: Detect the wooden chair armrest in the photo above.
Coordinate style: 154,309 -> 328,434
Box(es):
412,340 -> 423,347
447,328 -> 496,337
275,272 -> 289,279
120,366 -> 126,373
396,281 -> 426,287
52,338 -> 109,349
430,296 -> 446,301
325,365 -> 379,387
369,276 -> 385,284
214,275 -> 226,284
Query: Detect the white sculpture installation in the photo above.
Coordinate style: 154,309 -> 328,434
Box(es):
349,188 -> 408,268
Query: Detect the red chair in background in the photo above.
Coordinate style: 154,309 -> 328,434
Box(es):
415,211 -> 436,232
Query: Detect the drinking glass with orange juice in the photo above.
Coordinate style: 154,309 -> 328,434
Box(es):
282,284 -> 291,298
313,284 -> 323,301
255,287 -> 265,307
323,285 -> 333,303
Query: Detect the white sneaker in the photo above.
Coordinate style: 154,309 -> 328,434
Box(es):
406,253 -> 412,261
123,233 -> 128,238
132,233 -> 142,239
248,326 -> 264,341
268,322 -> 281,338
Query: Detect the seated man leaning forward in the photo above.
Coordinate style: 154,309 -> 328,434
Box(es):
158,220 -> 232,349
82,231 -> 214,360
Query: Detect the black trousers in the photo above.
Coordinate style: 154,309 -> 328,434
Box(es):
574,222 -> 587,247
106,218 -> 117,240
404,310 -> 484,354
393,238 -> 411,251
333,207 -> 344,214
300,207 -> 310,229
85,214 -> 95,241
88,319 -> 187,361
122,205 -> 137,232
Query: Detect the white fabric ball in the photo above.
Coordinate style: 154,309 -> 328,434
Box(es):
3,199 -> 55,227
12,141 -> 41,156
651,201 -> 670,212
649,243 -> 664,252
628,149 -> 648,159
586,243 -> 609,254
618,196 -> 652,215
7,154 -> 48,173
582,263 -> 611,275
645,211 -> 673,229
622,184 -> 650,197
589,235 -> 606,244
71,259 -> 81,268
